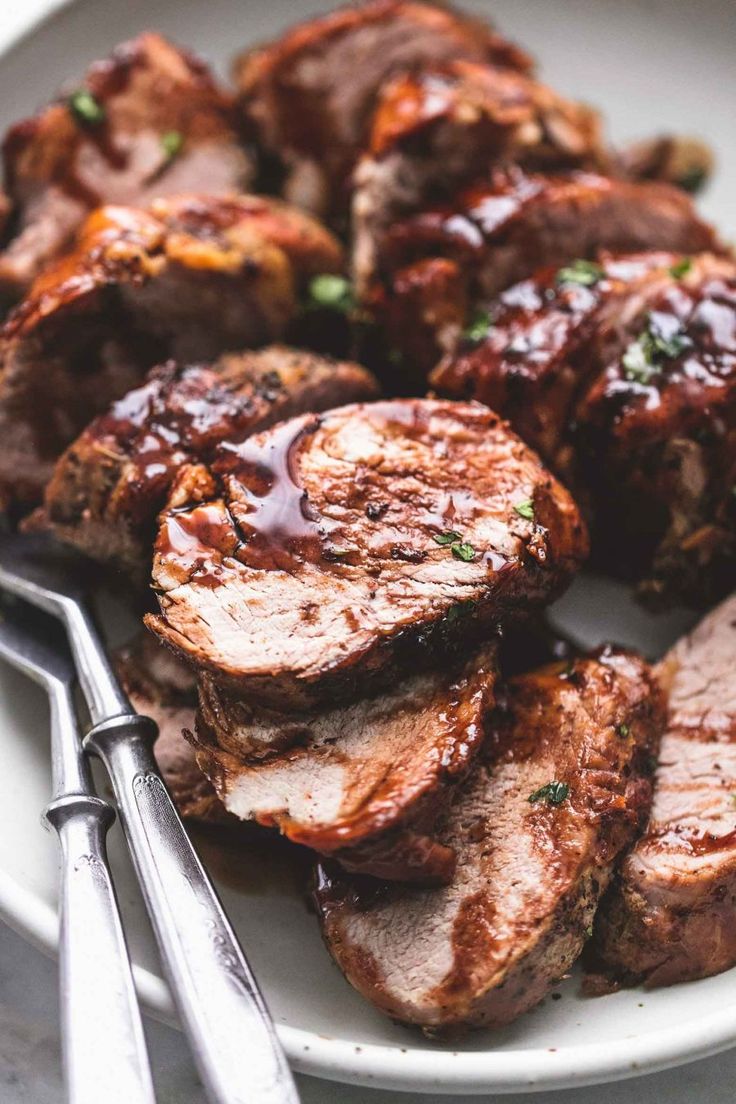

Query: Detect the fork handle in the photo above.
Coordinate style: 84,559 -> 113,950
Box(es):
85,714 -> 299,1104
45,793 -> 156,1104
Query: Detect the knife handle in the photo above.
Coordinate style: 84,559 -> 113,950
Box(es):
85,713 -> 299,1104
45,789 -> 155,1104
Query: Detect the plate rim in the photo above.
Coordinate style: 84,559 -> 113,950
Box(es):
1,0 -> 736,1094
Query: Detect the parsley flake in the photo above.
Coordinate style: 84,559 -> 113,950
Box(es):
451,541 -> 476,562
433,530 -> 462,545
622,314 -> 693,383
463,309 -> 491,343
529,780 -> 570,806
68,89 -> 105,127
616,723 -> 630,738
670,257 -> 692,279
307,274 -> 354,314
160,130 -> 184,161
514,499 -> 535,521
556,259 -> 605,287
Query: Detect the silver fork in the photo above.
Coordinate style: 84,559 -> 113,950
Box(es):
0,535 -> 299,1104
0,600 -> 155,1104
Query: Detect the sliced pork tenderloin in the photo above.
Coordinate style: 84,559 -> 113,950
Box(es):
353,61 -> 609,293
146,398 -> 588,709
0,33 -> 253,299
190,644 -> 498,882
586,595 -> 736,990
115,632 -> 228,824
31,346 -> 378,582
371,169 -> 719,378
0,193 -> 342,511
234,0 -> 531,221
315,649 -> 664,1030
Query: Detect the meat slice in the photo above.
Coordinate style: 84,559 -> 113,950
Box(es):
353,62 -> 608,292
32,346 -> 378,582
586,596 -> 736,990
435,251 -> 736,605
146,398 -> 588,708
234,0 -> 531,220
371,169 -> 719,378
189,644 -> 498,882
0,194 -> 342,510
115,632 -> 227,824
0,33 -> 253,300
315,649 -> 664,1030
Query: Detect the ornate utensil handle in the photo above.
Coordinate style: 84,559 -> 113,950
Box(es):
45,790 -> 155,1104
85,714 -> 299,1104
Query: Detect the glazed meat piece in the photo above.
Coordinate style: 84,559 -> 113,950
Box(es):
115,632 -> 228,824
572,255 -> 736,605
0,33 -> 253,299
316,649 -> 664,1031
374,169 -> 718,377
234,0 -> 531,220
146,399 -> 588,709
353,61 -> 608,292
586,595 -> 736,990
0,193 -> 342,511
435,251 -> 736,605
619,134 -> 715,195
190,645 -> 498,882
32,346 -> 378,582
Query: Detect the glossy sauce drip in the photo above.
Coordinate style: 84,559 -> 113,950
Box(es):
216,417 -> 324,571
644,821 -> 736,856
158,502 -> 238,584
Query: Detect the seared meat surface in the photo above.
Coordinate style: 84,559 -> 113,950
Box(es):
190,644 -> 498,882
586,596 -> 736,991
0,193 -> 342,510
353,63 -> 608,292
33,346 -> 378,582
371,169 -> 718,378
316,649 -> 664,1030
147,398 -> 588,708
435,251 -> 736,605
115,632 -> 228,824
0,34 -> 253,299
234,0 -> 531,220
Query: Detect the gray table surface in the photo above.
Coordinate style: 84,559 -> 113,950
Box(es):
1,918 -> 734,1102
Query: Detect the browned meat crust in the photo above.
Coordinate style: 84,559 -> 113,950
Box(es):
435,250 -> 736,605
31,346 -> 378,582
0,194 -> 342,510
371,169 -> 719,377
585,596 -> 736,991
234,0 -> 531,220
146,398 -> 588,708
353,62 -> 608,290
0,33 -> 253,299
189,644 -> 498,882
315,649 -> 664,1030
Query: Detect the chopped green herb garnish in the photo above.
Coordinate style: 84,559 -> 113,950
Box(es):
160,129 -> 184,161
585,923 -> 594,940
433,530 -> 462,546
670,257 -> 692,279
451,541 -> 476,562
616,723 -> 630,738
463,308 -> 491,343
622,314 -> 693,383
678,166 -> 707,194
529,780 -> 570,806
514,499 -> 535,521
68,89 -> 105,127
556,259 -> 605,287
307,274 -> 354,314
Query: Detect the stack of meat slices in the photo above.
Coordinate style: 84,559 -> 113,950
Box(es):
146,397 -> 590,883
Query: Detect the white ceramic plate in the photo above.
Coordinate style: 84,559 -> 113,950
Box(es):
1,0 -> 735,1094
